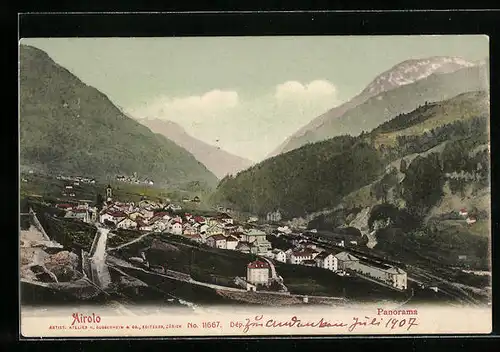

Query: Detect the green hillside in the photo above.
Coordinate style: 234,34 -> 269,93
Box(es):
281,64 -> 489,154
19,45 -> 218,190
213,135 -> 384,217
213,90 -> 490,219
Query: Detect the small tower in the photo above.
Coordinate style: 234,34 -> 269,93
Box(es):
106,184 -> 113,202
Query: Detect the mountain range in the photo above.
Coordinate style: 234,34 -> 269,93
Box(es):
213,89 -> 490,218
19,45 -> 218,189
135,118 -> 254,179
269,56 -> 489,157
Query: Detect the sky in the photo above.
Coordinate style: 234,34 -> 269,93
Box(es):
21,36 -> 489,162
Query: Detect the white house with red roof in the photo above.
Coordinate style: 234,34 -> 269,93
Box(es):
206,234 -> 227,249
459,208 -> 469,217
466,217 -> 477,225
99,210 -> 127,225
56,203 -> 74,211
246,261 -> 270,285
169,220 -> 183,235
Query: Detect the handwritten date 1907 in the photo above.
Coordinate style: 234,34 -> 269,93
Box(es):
237,315 -> 419,333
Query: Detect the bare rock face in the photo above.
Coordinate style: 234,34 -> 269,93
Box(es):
20,267 -> 38,281
43,251 -> 82,282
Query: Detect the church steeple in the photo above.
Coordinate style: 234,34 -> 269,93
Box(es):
106,184 -> 113,201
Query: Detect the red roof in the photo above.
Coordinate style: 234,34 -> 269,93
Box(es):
194,216 -> 206,223
247,261 -> 269,269
460,208 -> 467,212
154,211 -> 169,217
106,210 -> 127,218
56,204 -> 73,208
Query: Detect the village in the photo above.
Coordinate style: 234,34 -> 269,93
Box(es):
51,184 -> 411,295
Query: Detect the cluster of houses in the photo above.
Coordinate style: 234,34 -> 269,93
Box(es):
115,174 -> 154,186
458,208 -> 477,225
52,185 -> 408,293
91,193 -> 272,255
263,241 -> 407,291
56,202 -> 98,223
56,175 -> 96,184
96,199 -> 272,254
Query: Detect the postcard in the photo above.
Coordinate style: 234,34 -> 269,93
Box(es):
19,35 -> 491,337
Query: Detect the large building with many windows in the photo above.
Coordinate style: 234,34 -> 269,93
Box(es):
246,260 -> 270,285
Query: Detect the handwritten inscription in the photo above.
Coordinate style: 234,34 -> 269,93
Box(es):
232,315 -> 419,334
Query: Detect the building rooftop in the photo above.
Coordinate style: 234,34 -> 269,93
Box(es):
292,248 -> 318,257
209,234 -> 226,241
236,241 -> 254,249
358,260 -> 406,275
334,251 -> 359,261
245,228 -> 267,236
247,261 -> 269,269
105,210 -> 127,218
315,251 -> 333,260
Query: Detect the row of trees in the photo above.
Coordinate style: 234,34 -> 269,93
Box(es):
395,115 -> 488,156
374,101 -> 435,134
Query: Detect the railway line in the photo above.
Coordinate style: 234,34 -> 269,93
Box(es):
302,236 -> 483,306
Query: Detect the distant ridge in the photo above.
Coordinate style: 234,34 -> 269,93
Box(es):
135,118 -> 254,179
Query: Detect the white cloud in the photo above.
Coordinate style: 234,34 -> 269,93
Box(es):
128,89 -> 239,120
126,83 -> 342,162
274,80 -> 337,103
